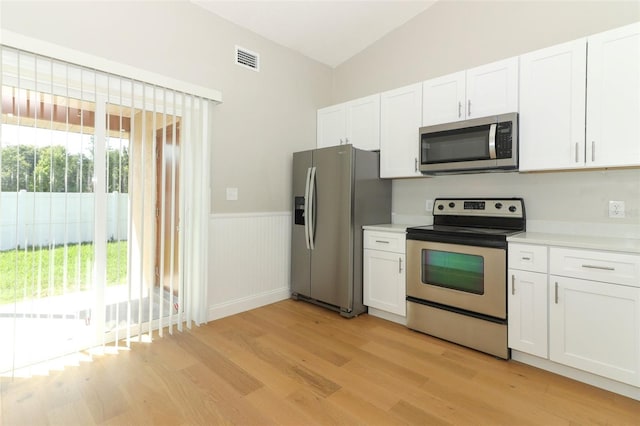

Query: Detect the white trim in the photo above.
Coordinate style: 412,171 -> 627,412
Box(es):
1,30 -> 223,103
207,287 -> 290,322
512,350 -> 640,401
211,211 -> 290,219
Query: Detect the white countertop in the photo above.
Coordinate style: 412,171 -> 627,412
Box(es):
363,224 -> 412,233
508,232 -> 640,254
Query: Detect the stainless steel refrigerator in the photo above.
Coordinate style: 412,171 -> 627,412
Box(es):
291,144 -> 391,318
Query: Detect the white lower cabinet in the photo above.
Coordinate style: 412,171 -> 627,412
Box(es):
508,243 -> 549,358
363,229 -> 406,318
508,269 -> 548,358
549,275 -> 640,387
508,241 -> 640,390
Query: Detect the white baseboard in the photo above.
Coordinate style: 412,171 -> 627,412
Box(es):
207,287 -> 291,322
511,350 -> 640,401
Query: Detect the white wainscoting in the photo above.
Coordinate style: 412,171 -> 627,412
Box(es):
208,212 -> 291,321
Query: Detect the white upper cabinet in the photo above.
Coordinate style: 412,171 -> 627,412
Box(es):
519,39 -> 587,171
380,82 -> 423,178
422,57 -> 519,126
422,71 -> 465,126
586,22 -> 640,168
465,57 -> 519,119
317,104 -> 347,148
317,94 -> 380,150
519,22 -> 640,171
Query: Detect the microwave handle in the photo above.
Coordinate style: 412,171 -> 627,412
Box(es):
488,123 -> 497,159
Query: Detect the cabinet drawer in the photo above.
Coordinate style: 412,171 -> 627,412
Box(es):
364,231 -> 406,253
508,243 -> 547,273
550,247 -> 640,287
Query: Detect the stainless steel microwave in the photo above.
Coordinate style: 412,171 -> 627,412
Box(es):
419,112 -> 518,174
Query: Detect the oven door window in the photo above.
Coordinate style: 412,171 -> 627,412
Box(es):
421,249 -> 484,295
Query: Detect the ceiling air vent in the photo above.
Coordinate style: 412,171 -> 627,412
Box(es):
235,46 -> 259,72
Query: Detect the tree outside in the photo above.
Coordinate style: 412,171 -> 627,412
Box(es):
1,144 -> 128,193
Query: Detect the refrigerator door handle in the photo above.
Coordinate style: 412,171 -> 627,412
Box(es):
303,167 -> 312,249
308,166 -> 317,250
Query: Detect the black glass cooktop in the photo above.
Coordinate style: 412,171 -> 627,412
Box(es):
408,224 -> 524,237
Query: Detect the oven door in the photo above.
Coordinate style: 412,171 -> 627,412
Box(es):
406,239 -> 506,319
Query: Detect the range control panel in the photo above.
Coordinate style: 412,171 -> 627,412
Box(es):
433,198 -> 524,218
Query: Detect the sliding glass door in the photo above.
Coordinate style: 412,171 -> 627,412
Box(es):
0,47 -> 201,376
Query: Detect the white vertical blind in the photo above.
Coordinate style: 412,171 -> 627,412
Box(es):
0,46 -> 211,377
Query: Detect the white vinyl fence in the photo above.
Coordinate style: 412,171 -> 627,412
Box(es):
0,191 -> 128,251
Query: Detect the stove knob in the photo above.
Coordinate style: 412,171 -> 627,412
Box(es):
509,205 -> 517,213
448,202 -> 455,208
495,202 -> 503,209
438,204 -> 444,210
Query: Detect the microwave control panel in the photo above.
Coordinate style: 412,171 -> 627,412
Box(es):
495,122 -> 513,159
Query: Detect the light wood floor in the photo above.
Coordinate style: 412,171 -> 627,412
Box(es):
2,299 -> 639,425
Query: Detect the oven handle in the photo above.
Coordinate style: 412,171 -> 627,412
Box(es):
488,123 -> 497,159
406,233 -> 507,249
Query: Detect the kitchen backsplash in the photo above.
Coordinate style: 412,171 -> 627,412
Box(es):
391,168 -> 640,238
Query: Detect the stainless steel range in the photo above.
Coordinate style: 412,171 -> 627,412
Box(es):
406,197 -> 526,359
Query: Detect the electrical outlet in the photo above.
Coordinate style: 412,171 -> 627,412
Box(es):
608,201 -> 625,218
226,187 -> 238,201
426,199 -> 434,212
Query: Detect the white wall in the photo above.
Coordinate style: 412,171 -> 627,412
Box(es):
332,1 -> 640,102
0,0 -> 333,214
0,1 -> 331,318
332,1 -> 640,236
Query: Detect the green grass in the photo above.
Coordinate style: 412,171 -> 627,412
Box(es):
0,241 -> 128,305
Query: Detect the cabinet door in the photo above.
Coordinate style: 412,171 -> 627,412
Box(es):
346,94 -> 380,151
549,275 -> 640,386
586,22 -> 640,168
508,270 -> 548,358
422,71 -> 465,126
317,103 -> 346,148
519,39 -> 587,171
380,82 -> 423,178
364,249 -> 406,316
466,57 -> 519,119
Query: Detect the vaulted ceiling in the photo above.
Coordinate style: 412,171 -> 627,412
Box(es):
192,1 -> 436,68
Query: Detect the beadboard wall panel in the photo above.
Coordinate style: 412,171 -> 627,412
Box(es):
208,212 -> 291,321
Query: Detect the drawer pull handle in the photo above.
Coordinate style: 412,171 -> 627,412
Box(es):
521,256 -> 531,261
555,282 -> 558,304
375,240 -> 390,244
511,275 -> 515,295
399,257 -> 403,273
581,264 -> 615,271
